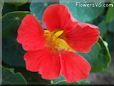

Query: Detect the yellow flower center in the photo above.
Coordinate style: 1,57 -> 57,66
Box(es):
44,30 -> 75,52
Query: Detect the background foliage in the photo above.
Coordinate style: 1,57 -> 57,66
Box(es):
1,0 -> 114,85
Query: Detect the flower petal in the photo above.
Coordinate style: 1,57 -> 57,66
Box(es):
65,23 -> 100,53
17,14 -> 45,51
60,50 -> 91,82
24,48 -> 60,79
43,4 -> 77,31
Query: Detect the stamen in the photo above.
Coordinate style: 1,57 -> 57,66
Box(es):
44,30 -> 75,52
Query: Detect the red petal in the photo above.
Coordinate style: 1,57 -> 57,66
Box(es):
60,50 -> 91,82
17,14 -> 45,51
24,48 -> 60,79
65,23 -> 100,53
43,4 -> 77,31
63,16 -> 78,31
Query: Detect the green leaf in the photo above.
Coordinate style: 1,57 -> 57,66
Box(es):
2,11 -> 30,67
80,37 -> 111,72
4,0 -> 28,6
17,69 -> 50,85
108,20 -> 114,32
104,32 -> 114,52
30,0 -> 105,22
2,3 -> 15,15
2,67 -> 27,85
51,76 -> 78,85
30,2 -> 45,22
77,80 -> 90,84
51,76 -> 66,85
30,1 -> 58,23
60,0 -> 104,22
98,21 -> 108,37
106,4 -> 114,23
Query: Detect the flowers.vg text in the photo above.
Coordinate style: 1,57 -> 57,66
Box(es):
76,2 -> 113,7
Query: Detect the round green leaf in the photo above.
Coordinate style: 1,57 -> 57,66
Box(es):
2,67 -> 27,85
4,0 -> 28,6
106,4 -> 114,23
60,0 -> 104,22
80,37 -> 111,72
30,1 -> 58,23
30,2 -> 47,22
2,3 -> 15,15
51,76 -> 66,85
30,0 -> 104,22
108,20 -> 114,32
2,11 -> 30,67
98,21 -> 108,37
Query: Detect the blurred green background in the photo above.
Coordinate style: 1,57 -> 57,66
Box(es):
1,0 -> 114,85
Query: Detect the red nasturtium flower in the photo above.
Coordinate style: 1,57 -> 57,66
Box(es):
17,4 -> 100,82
